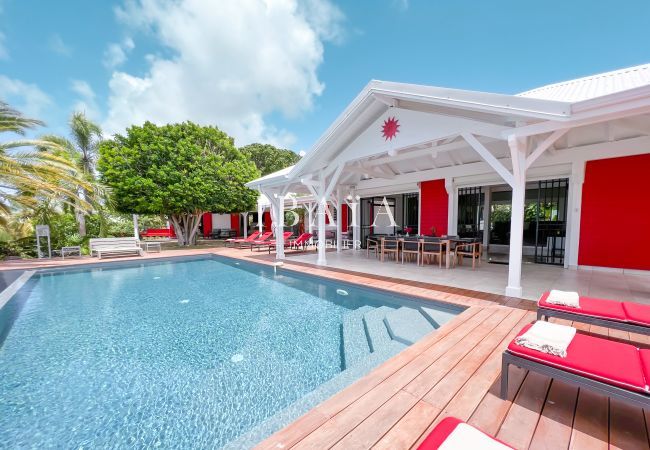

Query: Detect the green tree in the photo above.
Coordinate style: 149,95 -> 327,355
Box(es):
239,143 -> 300,176
98,122 -> 260,246
0,102 -> 91,227
42,112 -> 103,236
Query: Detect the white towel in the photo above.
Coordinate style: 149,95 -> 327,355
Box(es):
439,423 -> 511,450
546,290 -> 580,308
514,321 -> 576,358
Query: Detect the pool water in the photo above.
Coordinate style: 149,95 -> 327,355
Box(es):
0,257 -> 461,448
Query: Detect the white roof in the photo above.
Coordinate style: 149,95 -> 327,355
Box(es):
517,63 -> 650,102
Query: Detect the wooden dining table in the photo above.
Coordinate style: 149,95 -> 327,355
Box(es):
369,236 -> 463,269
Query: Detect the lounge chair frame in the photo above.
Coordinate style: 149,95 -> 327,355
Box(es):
501,350 -> 650,409
536,307 -> 650,335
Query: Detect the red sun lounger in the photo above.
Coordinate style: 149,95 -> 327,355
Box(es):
267,232 -> 313,253
537,291 -> 650,335
224,231 -> 260,247
502,323 -> 650,409
239,231 -> 273,249
417,417 -> 514,449
250,231 -> 293,252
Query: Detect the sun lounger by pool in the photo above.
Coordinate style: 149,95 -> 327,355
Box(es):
89,238 -> 144,259
267,232 -> 312,253
237,231 -> 272,249
537,291 -> 650,335
250,231 -> 292,252
224,231 -> 260,247
501,322 -> 650,409
417,417 -> 513,449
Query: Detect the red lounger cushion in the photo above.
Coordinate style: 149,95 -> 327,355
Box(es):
508,324 -> 648,393
538,292 -> 627,322
622,302 -> 650,326
418,417 -> 513,450
640,350 -> 650,384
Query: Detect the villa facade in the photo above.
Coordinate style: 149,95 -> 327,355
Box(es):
246,63 -> 650,298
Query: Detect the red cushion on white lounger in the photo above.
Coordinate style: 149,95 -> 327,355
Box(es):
622,302 -> 650,326
639,350 -> 650,389
538,292 -> 627,322
417,417 -> 513,450
508,323 -> 647,393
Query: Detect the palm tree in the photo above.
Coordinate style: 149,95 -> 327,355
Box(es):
0,102 -> 91,228
43,112 -> 103,236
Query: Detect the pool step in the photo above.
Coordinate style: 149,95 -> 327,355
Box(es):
420,306 -> 458,329
341,306 -> 374,369
384,307 -> 435,345
362,306 -> 395,353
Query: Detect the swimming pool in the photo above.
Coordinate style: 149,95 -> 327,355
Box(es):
0,256 -> 462,448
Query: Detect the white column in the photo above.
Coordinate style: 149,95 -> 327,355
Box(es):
445,178 -> 457,236
566,161 -> 585,269
132,214 -> 139,238
257,204 -> 263,233
317,199 -> 327,265
275,196 -> 285,259
335,188 -> 343,253
506,136 -> 528,298
306,203 -> 314,237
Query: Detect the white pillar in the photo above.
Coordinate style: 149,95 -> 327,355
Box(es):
335,188 -> 343,253
257,204 -> 263,233
275,196 -> 285,259
506,136 -> 528,298
317,199 -> 327,265
132,214 -> 139,238
445,178 -> 457,236
306,203 -> 314,237
566,161 -> 585,269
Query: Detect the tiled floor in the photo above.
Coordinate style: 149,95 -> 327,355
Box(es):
284,249 -> 650,303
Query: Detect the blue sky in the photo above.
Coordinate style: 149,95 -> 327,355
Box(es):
1,0 -> 649,152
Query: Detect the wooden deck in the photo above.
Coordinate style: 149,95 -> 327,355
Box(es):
2,247 -> 649,449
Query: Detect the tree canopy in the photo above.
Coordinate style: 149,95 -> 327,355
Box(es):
98,122 -> 259,245
239,143 -> 301,177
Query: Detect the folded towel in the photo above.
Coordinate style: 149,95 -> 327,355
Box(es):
439,423 -> 512,450
546,290 -> 580,308
514,321 -> 576,358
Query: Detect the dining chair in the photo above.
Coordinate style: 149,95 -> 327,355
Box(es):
401,237 -> 421,265
366,236 -> 380,258
455,239 -> 482,269
381,237 -> 400,263
421,237 -> 444,267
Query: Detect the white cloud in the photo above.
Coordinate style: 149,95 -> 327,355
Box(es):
49,34 -> 72,56
104,0 -> 344,147
103,37 -> 135,69
0,75 -> 52,118
70,79 -> 100,121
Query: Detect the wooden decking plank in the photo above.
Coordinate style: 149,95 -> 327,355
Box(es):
421,308 -> 527,409
290,309 -> 497,449
406,312 -> 534,449
254,409 -> 329,450
315,307 -> 482,418
371,400 -> 441,450
607,327 -> 630,341
629,331 -> 650,346
568,390 -> 609,450
345,309 -> 524,449
329,390 -> 419,449
609,398 -> 650,450
401,307 -> 511,399
495,370 -> 552,449
528,380 -> 579,450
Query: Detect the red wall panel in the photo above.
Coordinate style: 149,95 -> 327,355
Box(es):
342,204 -> 348,232
419,179 -> 448,236
263,211 -> 272,232
230,214 -> 240,236
579,154 -> 650,270
202,212 -> 212,238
